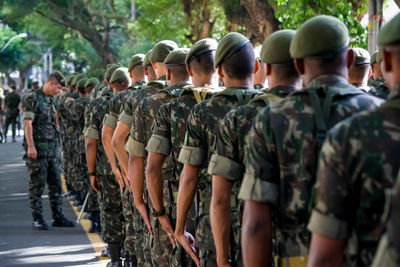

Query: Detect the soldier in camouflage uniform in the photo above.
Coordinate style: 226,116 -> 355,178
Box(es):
307,13 -> 400,267
208,30 -> 301,266
85,65 -> 124,267
3,85 -> 20,142
253,49 -> 267,90
238,15 -> 383,266
113,43 -> 175,266
145,38 -> 220,266
22,71 -> 74,230
368,49 -> 390,99
129,48 -> 192,267
175,32 -> 261,266
348,47 -> 372,92
102,67 -> 139,266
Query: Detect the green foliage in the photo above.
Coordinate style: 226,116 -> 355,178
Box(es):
0,26 -> 26,72
272,0 -> 368,48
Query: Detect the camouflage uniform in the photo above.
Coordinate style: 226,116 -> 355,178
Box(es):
118,78 -> 167,266
208,86 -> 295,265
368,77 -> 390,100
147,86 -> 218,266
308,84 -> 400,266
3,90 -> 20,140
129,81 -> 191,266
238,75 -> 383,263
85,89 -> 124,244
178,87 -> 261,266
103,84 -> 144,258
22,88 -> 63,219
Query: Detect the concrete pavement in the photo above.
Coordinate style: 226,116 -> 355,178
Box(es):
0,133 -> 108,267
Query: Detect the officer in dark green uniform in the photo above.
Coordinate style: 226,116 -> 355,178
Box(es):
3,85 -> 20,142
22,71 -> 75,230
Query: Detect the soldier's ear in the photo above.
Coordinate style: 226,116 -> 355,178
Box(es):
347,49 -> 355,70
186,65 -> 194,77
253,59 -> 260,74
382,48 -> 393,73
217,66 -> 224,79
294,58 -> 305,75
166,68 -> 172,81
266,64 -> 272,76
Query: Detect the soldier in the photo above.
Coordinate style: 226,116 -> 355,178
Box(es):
102,67 -> 138,266
129,48 -> 192,266
368,49 -> 390,99
3,84 -> 21,142
145,38 -> 220,266
128,53 -> 147,89
112,43 -> 176,266
348,47 -> 372,92
308,13 -> 400,267
238,15 -> 383,266
22,71 -> 75,230
175,32 -> 261,266
208,29 -> 301,266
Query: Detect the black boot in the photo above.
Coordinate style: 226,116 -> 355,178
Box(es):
52,212 -> 75,227
123,253 -> 137,267
89,211 -> 101,233
101,246 -> 111,258
106,242 -> 122,267
32,215 -> 48,230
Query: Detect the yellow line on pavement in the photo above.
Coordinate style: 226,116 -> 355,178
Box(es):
61,174 -> 108,262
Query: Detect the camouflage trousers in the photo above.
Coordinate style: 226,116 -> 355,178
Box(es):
132,194 -> 152,266
196,214 -> 218,267
26,154 -> 62,219
98,174 -> 124,243
121,187 -> 136,256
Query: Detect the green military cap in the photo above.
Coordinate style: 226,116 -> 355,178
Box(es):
261,29 -> 296,65
128,54 -> 145,72
104,64 -> 122,81
370,51 -> 378,65
378,12 -> 400,46
185,38 -> 218,65
77,77 -> 88,89
150,40 -> 178,62
71,73 -> 86,87
290,15 -> 349,59
143,50 -> 152,66
164,48 -> 190,65
65,74 -> 76,86
85,77 -> 100,88
110,67 -> 130,83
353,47 -> 370,65
32,80 -> 39,85
214,32 -> 251,68
50,70 -> 66,86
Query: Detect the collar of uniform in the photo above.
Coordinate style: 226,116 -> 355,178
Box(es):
352,83 -> 370,92
267,85 -> 296,96
388,83 -> 400,100
158,75 -> 167,81
163,81 -> 192,95
307,74 -> 348,88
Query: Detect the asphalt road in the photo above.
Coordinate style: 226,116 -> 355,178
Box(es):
0,132 -> 107,267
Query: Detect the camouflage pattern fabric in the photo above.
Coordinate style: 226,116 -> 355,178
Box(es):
131,81 -> 191,267
238,75 -> 383,259
368,77 -> 390,100
178,87 -> 262,266
22,89 -> 63,219
308,84 -> 400,266
208,86 -> 295,265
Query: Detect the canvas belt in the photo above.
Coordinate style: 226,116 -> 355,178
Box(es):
275,256 -> 308,267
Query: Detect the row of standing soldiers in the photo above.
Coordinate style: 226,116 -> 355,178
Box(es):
47,14 -> 400,267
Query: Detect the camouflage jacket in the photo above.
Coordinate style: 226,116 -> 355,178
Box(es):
119,78 -> 167,127
178,87 -> 261,202
238,75 -> 383,258
368,77 -> 390,100
85,89 -> 114,175
71,96 -> 89,154
147,86 -> 218,183
308,84 -> 400,266
22,88 -> 59,149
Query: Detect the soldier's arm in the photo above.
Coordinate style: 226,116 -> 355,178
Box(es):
112,121 -> 130,174
24,119 -> 37,159
308,235 -> 346,267
102,124 -> 124,192
211,175 -> 234,266
85,137 -> 100,192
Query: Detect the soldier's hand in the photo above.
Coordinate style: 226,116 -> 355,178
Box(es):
158,215 -> 176,248
175,231 -> 199,266
27,145 -> 37,159
121,169 -> 130,191
134,200 -> 153,235
112,167 -> 124,192
90,175 -> 101,192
